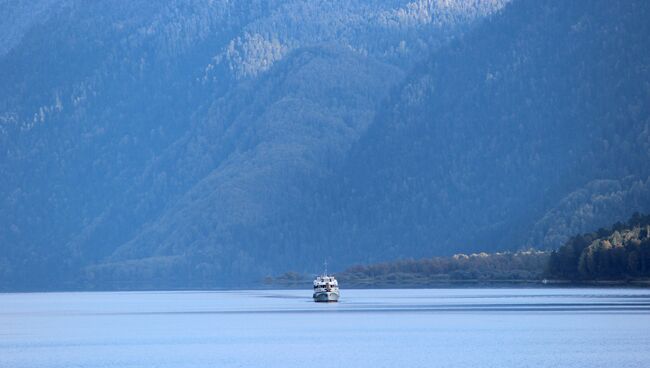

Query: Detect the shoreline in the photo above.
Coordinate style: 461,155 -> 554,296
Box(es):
2,279 -> 649,294
264,278 -> 650,290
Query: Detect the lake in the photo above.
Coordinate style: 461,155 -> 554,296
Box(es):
1,288 -> 649,367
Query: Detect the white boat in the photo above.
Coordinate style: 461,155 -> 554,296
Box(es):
313,274 -> 339,302
313,262 -> 339,302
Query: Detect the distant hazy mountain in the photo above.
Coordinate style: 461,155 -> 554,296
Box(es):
1,0 -> 649,290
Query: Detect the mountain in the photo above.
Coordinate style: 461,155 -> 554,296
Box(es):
1,0 -> 649,290
326,0 -> 650,264
0,0 -> 508,289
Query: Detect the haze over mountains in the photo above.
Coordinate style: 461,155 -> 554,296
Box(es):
1,0 -> 649,290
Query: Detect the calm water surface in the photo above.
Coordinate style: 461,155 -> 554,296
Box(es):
1,288 -> 649,367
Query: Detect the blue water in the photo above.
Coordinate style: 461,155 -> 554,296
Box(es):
1,288 -> 649,367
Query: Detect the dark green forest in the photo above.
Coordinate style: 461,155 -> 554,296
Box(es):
547,213 -> 650,280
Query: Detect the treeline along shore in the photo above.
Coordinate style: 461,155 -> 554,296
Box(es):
267,213 -> 650,288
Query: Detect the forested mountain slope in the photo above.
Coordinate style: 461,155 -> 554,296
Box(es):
2,0 -> 649,290
327,0 -> 650,263
547,212 -> 650,281
97,0 -> 650,287
0,0 -> 507,289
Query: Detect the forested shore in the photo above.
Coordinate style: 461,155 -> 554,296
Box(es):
267,213 -> 650,288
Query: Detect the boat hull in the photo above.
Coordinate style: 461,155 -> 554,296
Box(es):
313,291 -> 339,302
